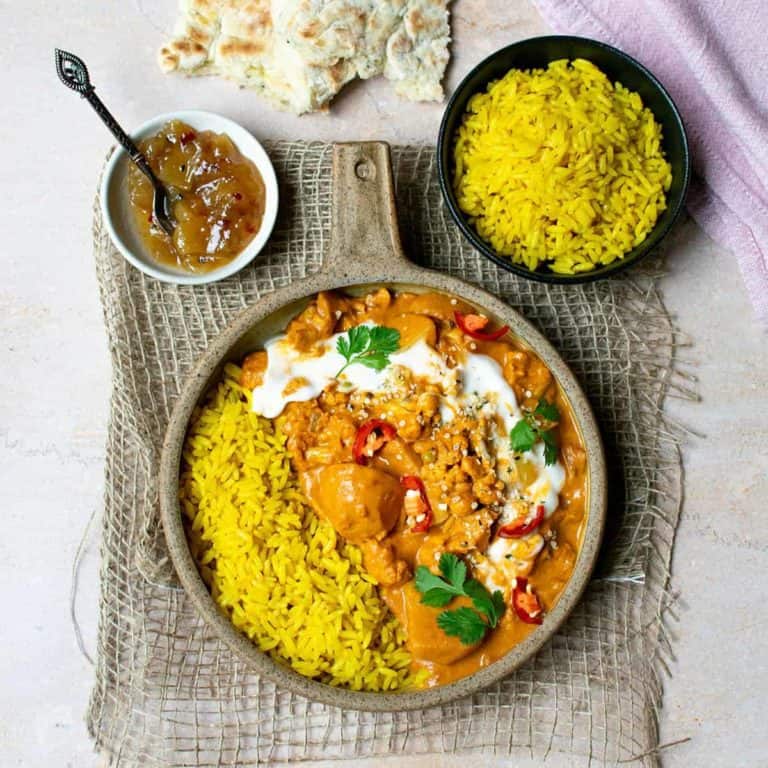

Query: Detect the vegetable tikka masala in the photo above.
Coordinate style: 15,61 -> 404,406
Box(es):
239,288 -> 588,686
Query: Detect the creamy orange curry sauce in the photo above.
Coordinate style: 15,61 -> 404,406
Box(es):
240,289 -> 588,687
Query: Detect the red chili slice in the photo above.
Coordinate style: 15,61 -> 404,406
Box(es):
353,419 -> 397,465
400,475 -> 433,533
454,311 -> 510,342
498,504 -> 545,538
512,578 -> 544,624
179,130 -> 197,146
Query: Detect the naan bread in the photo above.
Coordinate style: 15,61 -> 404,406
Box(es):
159,0 -> 450,114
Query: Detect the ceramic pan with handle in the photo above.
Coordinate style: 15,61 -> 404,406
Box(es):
159,141 -> 607,712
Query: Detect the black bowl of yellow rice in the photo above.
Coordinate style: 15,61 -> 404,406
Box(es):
437,36 -> 690,283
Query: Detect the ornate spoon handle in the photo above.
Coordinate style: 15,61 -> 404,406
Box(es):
55,48 -> 155,179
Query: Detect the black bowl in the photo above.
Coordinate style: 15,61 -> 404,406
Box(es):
437,36 -> 691,283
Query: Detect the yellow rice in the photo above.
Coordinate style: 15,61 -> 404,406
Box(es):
179,363 -> 420,691
453,58 -> 673,274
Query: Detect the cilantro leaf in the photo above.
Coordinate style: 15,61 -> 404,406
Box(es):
336,325 -> 369,366
419,588 -> 456,608
368,326 -> 400,356
541,429 -> 558,466
437,607 -> 489,645
438,552 -> 466,591
356,352 -> 392,371
511,399 -> 560,465
415,560 -> 464,605
415,565 -> 456,596
335,325 -> 400,377
414,555 -> 506,644
535,398 -> 560,424
463,579 -> 504,628
510,419 -> 537,454
462,578 -> 488,600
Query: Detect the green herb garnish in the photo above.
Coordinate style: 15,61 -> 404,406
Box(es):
335,325 -> 400,378
414,553 -> 505,645
534,398 -> 560,423
510,397 -> 560,466
437,607 -> 489,645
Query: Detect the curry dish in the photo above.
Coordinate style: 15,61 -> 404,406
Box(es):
237,288 -> 588,687
128,120 -> 265,273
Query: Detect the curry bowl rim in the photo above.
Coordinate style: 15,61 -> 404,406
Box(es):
159,272 -> 608,712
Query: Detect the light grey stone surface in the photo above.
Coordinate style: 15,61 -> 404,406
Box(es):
1,1 -> 765,766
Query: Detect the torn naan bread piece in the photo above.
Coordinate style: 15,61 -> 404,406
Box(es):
159,0 -> 450,114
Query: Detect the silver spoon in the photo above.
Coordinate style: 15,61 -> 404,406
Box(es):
55,48 -> 176,236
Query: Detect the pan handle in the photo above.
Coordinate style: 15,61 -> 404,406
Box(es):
326,142 -> 411,276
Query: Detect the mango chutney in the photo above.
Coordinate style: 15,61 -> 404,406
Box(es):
127,120 -> 266,273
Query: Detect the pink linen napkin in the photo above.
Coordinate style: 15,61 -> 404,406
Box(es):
531,0 -> 768,323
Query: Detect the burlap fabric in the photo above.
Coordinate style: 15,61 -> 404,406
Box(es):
87,142 -> 693,766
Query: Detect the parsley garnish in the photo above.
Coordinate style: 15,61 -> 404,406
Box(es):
414,553 -> 505,645
335,325 -> 400,378
510,397 -> 560,466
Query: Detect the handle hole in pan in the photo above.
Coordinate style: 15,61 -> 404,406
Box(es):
355,159 -> 375,180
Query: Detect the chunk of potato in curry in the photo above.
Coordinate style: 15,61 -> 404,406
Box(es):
301,464 -> 403,544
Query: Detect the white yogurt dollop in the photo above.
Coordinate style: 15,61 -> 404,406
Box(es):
251,325 -> 447,418
251,323 -> 519,424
